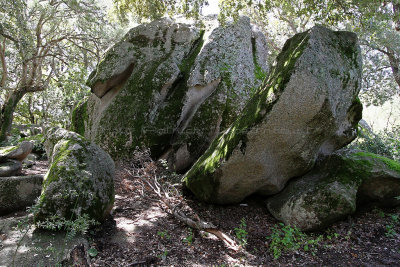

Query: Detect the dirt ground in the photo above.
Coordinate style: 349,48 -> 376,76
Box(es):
89,158 -> 400,267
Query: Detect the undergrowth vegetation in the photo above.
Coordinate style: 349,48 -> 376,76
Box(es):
349,124 -> 400,161
267,223 -> 323,259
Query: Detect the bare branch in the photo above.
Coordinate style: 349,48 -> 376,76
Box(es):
0,32 -> 18,44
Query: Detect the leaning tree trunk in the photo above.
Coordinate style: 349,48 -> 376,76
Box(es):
0,90 -> 25,142
386,48 -> 400,91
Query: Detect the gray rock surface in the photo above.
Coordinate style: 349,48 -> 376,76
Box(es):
0,159 -> 22,177
0,214 -> 88,267
74,16 -> 268,171
34,127 -> 115,223
184,26 -> 362,204
0,174 -> 43,216
266,150 -> 400,231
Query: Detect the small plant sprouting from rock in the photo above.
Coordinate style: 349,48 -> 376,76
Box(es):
234,218 -> 248,247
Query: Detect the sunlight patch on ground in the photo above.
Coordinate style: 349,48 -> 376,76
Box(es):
112,206 -> 167,244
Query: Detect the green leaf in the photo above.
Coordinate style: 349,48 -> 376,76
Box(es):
88,247 -> 98,257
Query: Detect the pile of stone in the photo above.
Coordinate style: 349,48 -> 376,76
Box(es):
0,141 -> 43,215
68,18 -> 400,230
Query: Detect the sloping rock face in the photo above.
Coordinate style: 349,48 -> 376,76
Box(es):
75,16 -> 268,171
34,127 -> 115,223
266,150 -> 400,231
183,26 -> 362,204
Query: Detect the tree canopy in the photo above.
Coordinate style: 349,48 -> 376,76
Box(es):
0,0 -> 116,141
0,0 -> 399,141
111,0 -> 400,105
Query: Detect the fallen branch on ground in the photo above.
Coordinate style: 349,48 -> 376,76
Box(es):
125,164 -> 240,251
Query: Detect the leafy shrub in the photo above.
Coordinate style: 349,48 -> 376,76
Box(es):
234,218 -> 248,247
267,223 -> 322,259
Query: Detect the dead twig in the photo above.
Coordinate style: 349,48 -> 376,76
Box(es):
126,166 -> 240,251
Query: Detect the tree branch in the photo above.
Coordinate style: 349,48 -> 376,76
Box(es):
0,39 -> 7,88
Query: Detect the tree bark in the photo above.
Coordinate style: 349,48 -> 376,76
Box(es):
393,1 -> 400,31
27,95 -> 35,124
0,90 -> 25,142
386,47 -> 400,90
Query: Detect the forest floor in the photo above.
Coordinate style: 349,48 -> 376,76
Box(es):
89,155 -> 400,267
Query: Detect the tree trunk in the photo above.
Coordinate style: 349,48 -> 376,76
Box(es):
0,90 -> 25,142
27,95 -> 35,124
386,47 -> 400,91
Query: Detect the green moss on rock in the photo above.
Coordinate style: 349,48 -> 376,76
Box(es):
71,99 -> 88,136
34,128 -> 115,224
183,31 -> 310,202
266,150 -> 400,231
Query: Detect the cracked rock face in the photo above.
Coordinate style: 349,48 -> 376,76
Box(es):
74,17 -> 268,171
183,26 -> 363,204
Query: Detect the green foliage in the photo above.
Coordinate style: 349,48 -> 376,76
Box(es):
267,223 -> 323,259
35,214 -> 99,240
158,249 -> 168,261
0,0 -> 122,139
88,247 -> 99,257
234,217 -> 248,247
385,214 -> 399,238
349,125 -> 400,161
385,224 -> 397,237
112,0 -> 207,23
183,227 -> 194,245
157,230 -> 171,240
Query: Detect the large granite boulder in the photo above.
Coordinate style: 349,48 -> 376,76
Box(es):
0,174 -> 43,215
73,16 -> 268,171
266,150 -> 400,231
34,127 -> 115,223
183,26 -> 362,204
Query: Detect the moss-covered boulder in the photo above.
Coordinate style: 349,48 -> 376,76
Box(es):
183,26 -> 362,204
75,16 -> 268,171
34,127 -> 115,223
266,150 -> 400,231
